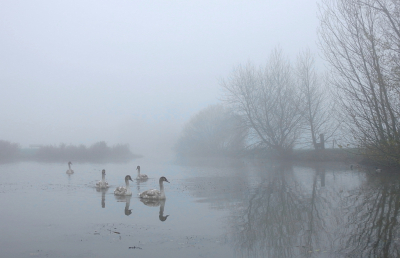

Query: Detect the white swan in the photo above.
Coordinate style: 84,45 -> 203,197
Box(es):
66,161 -> 74,174
96,169 -> 109,189
139,176 -> 169,199
114,175 -> 133,196
136,165 -> 148,180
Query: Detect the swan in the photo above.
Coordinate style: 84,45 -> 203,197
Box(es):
136,165 -> 148,180
114,175 -> 133,196
66,161 -> 74,174
139,176 -> 169,199
96,169 -> 109,189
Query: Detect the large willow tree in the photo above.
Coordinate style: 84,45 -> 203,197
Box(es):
318,0 -> 400,166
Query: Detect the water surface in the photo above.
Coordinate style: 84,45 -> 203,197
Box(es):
1,158 -> 399,257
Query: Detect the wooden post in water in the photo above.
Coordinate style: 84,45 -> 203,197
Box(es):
320,134 -> 325,150
314,134 -> 325,150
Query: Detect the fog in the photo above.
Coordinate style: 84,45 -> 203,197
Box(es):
0,0 -> 319,159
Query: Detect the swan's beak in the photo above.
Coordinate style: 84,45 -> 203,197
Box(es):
166,179 -> 170,183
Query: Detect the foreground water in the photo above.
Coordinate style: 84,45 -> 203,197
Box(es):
1,158 -> 400,258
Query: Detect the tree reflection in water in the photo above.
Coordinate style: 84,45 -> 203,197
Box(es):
181,158 -> 400,257
230,164 -> 400,257
231,163 -> 314,257
340,173 -> 400,257
229,162 -> 370,257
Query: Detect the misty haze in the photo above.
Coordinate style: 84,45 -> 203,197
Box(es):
2,0 -> 400,257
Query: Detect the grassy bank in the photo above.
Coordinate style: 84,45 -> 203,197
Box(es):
291,148 -> 362,163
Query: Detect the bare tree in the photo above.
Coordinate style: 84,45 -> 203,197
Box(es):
221,48 -> 304,156
296,49 -> 339,149
318,0 -> 400,165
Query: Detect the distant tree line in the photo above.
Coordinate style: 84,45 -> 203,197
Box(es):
0,140 -> 140,163
174,105 -> 247,158
0,140 -> 20,162
35,141 -> 139,163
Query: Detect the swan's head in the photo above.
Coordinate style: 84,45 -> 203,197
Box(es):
160,176 -> 170,183
68,161 -> 72,165
136,166 -> 140,171
102,169 -> 106,175
125,175 -> 133,182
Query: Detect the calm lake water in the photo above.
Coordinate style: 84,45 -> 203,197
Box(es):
1,157 -> 400,258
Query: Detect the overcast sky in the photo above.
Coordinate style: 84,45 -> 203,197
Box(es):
0,0 -> 320,156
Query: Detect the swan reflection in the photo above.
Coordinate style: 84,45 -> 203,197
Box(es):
114,195 -> 132,216
96,188 -> 108,208
67,173 -> 72,183
140,199 -> 169,221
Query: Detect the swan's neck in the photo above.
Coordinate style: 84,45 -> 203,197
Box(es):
68,164 -> 71,169
102,174 -> 105,182
125,179 -> 130,188
137,169 -> 140,177
159,181 -> 165,193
